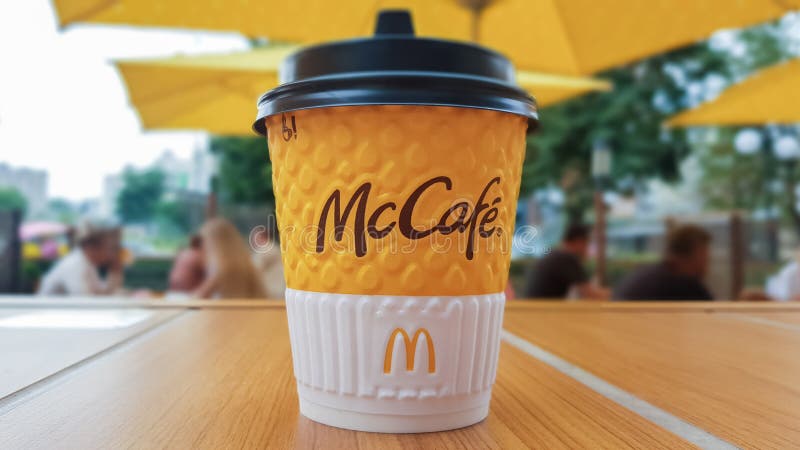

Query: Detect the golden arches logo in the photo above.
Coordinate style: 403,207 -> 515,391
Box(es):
383,328 -> 436,374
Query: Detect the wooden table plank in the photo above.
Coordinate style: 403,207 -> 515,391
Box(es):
507,300 -> 800,312
0,308 -> 182,401
737,312 -> 800,327
0,309 -> 693,449
504,309 -> 800,449
0,296 -> 285,309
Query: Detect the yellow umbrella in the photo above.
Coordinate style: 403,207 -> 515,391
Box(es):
117,46 -> 294,135
117,46 -> 610,135
55,0 -> 799,75
666,58 -> 800,127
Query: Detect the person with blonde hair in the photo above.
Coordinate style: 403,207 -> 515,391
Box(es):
193,218 -> 266,299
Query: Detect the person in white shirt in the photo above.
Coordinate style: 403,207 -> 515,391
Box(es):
766,258 -> 800,302
38,223 -> 123,296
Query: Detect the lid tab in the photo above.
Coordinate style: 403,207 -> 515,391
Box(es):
374,10 -> 415,35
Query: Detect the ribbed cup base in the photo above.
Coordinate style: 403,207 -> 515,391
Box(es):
285,288 -> 505,433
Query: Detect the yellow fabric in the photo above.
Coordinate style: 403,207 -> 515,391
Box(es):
516,71 -> 610,106
117,47 -> 609,135
117,46 -> 294,135
54,0 -> 799,75
667,58 -> 800,127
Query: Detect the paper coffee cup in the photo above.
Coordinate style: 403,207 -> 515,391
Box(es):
255,11 -> 537,433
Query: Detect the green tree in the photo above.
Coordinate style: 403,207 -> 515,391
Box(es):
209,137 -> 274,205
698,129 -> 800,237
46,198 -> 78,223
115,168 -> 165,223
694,129 -> 764,211
0,187 -> 27,213
693,21 -> 800,237
524,40 -> 732,222
155,198 -> 194,233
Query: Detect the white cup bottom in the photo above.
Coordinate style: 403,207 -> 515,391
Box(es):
299,397 -> 489,433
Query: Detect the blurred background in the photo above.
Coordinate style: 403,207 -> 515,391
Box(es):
2,1 -> 800,300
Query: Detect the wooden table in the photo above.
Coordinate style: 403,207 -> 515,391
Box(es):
0,299 -> 798,449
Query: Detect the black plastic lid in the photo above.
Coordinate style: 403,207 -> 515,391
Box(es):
253,10 -> 538,135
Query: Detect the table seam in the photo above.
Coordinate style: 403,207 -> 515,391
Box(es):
0,309 -> 192,416
500,328 -> 737,450
718,314 -> 800,333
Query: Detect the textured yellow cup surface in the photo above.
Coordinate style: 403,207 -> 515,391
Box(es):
266,105 -> 527,296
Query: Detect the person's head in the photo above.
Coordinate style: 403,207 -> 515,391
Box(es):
199,218 -> 266,299
75,222 -> 118,267
561,223 -> 591,259
200,218 -> 246,266
188,234 -> 202,251
665,224 -> 712,278
252,224 -> 279,250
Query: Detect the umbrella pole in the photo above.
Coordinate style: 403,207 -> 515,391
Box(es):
592,141 -> 612,286
458,0 -> 493,42
593,189 -> 607,286
471,9 -> 480,42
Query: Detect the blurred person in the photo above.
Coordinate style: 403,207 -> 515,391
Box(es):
738,288 -> 774,302
765,250 -> 800,301
523,223 -> 609,300
614,224 -> 713,301
38,222 -> 123,296
251,227 -> 285,299
168,234 -> 205,292
193,218 -> 266,299
504,280 -> 516,301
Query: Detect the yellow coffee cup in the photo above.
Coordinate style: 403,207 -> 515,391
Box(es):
255,10 -> 537,433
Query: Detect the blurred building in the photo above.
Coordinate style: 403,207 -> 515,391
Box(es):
100,148 -> 217,218
0,163 -> 48,215
99,175 -> 124,218
152,149 -> 216,193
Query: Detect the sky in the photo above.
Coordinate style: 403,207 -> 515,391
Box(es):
0,1 -> 250,201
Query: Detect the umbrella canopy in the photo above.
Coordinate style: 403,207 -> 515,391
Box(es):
117,46 -> 610,135
54,0 -> 799,75
666,58 -> 800,127
117,46 -> 293,135
19,221 -> 68,241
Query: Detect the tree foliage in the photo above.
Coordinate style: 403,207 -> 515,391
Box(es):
155,198 -> 195,233
45,198 -> 78,223
0,187 -> 26,213
115,168 -> 165,223
692,22 -> 800,236
209,137 -> 274,205
524,41 -> 732,221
